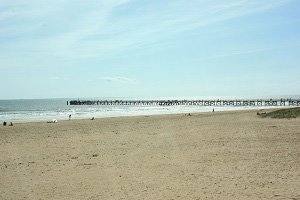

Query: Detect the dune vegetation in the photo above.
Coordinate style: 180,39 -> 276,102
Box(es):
263,107 -> 300,119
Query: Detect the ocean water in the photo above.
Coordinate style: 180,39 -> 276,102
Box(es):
0,97 -> 297,123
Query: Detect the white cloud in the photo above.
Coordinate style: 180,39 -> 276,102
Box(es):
196,43 -> 300,61
0,0 -> 293,61
99,76 -> 138,84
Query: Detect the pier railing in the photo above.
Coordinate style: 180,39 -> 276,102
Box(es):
68,99 -> 300,107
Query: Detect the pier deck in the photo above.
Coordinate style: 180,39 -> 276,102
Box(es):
68,99 -> 300,107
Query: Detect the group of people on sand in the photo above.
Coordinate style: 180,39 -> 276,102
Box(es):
2,121 -> 13,126
3,114 -> 96,126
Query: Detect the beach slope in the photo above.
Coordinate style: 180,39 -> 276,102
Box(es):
0,110 -> 299,199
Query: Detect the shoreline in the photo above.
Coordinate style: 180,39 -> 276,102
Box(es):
1,106 -> 288,124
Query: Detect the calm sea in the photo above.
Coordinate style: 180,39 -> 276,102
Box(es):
0,96 -> 298,123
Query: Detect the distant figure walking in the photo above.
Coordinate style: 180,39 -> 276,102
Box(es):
213,108 -> 215,112
69,114 -> 72,120
3,121 -> 7,126
9,122 -> 13,126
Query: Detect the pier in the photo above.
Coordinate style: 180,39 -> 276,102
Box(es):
68,99 -> 300,107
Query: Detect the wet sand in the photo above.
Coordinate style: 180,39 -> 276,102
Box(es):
0,110 -> 299,199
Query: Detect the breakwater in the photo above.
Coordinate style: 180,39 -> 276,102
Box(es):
68,99 -> 300,106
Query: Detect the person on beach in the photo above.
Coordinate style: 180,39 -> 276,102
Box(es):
69,114 -> 71,120
3,121 -> 7,126
9,122 -> 13,126
213,108 -> 214,112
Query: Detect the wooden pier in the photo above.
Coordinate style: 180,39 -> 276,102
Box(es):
68,99 -> 300,107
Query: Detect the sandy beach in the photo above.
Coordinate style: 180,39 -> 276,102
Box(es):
0,110 -> 299,200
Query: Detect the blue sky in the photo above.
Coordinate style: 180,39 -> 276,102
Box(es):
0,0 -> 299,99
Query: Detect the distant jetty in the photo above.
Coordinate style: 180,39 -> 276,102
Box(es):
68,99 -> 300,107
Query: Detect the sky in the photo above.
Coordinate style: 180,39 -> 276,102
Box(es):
0,0 -> 300,99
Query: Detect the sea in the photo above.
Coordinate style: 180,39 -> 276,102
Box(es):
0,96 -> 298,123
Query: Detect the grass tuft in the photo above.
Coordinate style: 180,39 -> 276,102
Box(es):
263,107 -> 300,119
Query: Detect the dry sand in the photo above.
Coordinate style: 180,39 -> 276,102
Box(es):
0,110 -> 299,200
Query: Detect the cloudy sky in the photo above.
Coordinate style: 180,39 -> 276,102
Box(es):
0,0 -> 299,99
